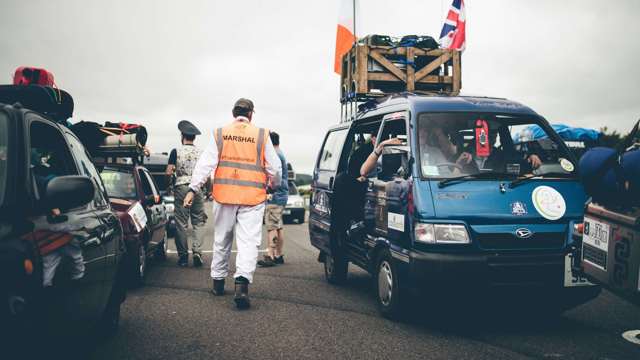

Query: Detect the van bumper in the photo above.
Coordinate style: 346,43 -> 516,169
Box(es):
405,249 -> 601,308
407,250 -> 564,289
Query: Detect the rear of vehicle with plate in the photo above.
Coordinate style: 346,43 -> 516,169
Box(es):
284,181 -> 306,223
581,195 -> 640,305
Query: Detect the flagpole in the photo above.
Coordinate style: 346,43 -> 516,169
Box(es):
353,0 -> 357,43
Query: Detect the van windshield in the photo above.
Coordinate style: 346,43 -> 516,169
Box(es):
100,168 -> 137,199
0,114 -> 8,207
417,113 -> 576,180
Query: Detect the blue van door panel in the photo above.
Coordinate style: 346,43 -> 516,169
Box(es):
416,180 -> 586,225
309,128 -> 349,255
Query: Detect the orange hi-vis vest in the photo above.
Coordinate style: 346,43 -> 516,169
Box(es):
212,120 -> 269,206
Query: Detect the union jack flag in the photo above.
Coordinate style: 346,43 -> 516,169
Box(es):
439,0 -> 466,51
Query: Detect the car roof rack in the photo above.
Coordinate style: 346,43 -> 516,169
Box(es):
0,84 -> 73,123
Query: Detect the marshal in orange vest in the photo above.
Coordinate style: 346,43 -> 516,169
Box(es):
212,120 -> 269,206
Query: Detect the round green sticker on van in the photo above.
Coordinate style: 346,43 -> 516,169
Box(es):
532,186 -> 566,221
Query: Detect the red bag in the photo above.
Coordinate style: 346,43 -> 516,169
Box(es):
13,66 -> 55,86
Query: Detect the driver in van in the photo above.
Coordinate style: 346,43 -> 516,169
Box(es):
418,123 -> 474,174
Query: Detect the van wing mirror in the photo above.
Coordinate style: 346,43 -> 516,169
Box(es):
46,175 -> 95,209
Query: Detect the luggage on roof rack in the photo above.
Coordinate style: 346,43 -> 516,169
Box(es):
71,121 -> 148,165
339,40 -> 461,103
0,84 -> 73,123
13,66 -> 56,86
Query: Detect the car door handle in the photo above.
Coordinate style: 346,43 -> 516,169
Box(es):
83,237 -> 102,248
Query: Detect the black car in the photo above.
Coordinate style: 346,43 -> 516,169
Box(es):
0,101 -> 127,356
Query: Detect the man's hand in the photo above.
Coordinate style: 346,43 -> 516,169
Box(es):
527,154 -> 542,169
183,191 -> 195,208
379,137 -> 403,148
456,152 -> 473,165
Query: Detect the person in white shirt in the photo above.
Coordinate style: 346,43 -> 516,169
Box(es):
183,99 -> 281,309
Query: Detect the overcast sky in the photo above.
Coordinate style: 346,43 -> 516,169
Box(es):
2,0 -> 639,173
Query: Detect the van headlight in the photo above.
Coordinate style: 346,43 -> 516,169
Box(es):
415,223 -> 470,244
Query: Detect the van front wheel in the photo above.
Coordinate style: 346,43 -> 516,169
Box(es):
324,250 -> 348,285
376,250 -> 405,320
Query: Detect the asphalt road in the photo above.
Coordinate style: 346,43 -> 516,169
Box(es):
91,205 -> 640,360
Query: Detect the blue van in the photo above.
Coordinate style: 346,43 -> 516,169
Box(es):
309,93 -> 600,318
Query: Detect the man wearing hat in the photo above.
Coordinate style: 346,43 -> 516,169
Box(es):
166,120 -> 206,267
184,98 -> 281,309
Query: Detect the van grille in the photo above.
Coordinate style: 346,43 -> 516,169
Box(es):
582,244 -> 607,270
475,232 -> 566,250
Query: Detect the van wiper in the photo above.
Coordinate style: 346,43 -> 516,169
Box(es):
509,172 -> 574,189
438,171 -> 516,188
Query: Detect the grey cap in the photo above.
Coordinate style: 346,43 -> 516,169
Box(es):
178,120 -> 201,136
233,98 -> 255,112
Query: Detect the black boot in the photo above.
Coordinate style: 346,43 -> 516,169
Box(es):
193,252 -> 203,268
177,255 -> 188,267
234,276 -> 250,309
211,279 -> 225,296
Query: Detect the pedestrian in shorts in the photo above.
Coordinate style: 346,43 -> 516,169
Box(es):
258,132 -> 288,267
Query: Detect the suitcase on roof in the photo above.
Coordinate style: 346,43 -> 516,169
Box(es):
13,66 -> 55,86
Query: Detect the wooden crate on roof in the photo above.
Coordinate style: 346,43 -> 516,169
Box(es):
340,44 -> 461,101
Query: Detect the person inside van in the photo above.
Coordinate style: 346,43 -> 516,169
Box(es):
418,123 -> 475,176
358,134 -> 403,178
483,127 -> 542,173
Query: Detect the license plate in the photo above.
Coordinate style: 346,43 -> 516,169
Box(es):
283,209 -> 291,215
583,217 -> 610,252
564,253 -> 595,287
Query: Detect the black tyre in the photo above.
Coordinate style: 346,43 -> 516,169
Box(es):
166,224 -> 176,238
129,242 -> 146,288
155,231 -> 168,261
376,250 -> 405,320
98,298 -> 121,337
323,249 -> 348,284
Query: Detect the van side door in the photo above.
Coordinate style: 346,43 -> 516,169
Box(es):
365,112 -> 410,242
309,127 -> 349,254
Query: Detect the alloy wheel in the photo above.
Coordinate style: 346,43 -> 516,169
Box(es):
378,260 -> 393,307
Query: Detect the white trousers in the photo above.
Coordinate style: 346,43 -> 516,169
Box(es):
211,200 -> 265,283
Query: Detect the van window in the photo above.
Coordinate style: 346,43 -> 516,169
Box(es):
318,129 -> 348,171
417,113 -> 576,179
29,120 -> 77,207
379,119 -> 407,142
0,113 -> 8,207
346,121 -> 382,177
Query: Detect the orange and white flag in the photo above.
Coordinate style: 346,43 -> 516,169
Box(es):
334,0 -> 356,74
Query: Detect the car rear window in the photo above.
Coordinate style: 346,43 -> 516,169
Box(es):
100,169 -> 137,199
0,113 -> 7,206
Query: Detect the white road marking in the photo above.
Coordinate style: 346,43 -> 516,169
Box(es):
622,330 -> 640,345
166,249 -> 268,254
